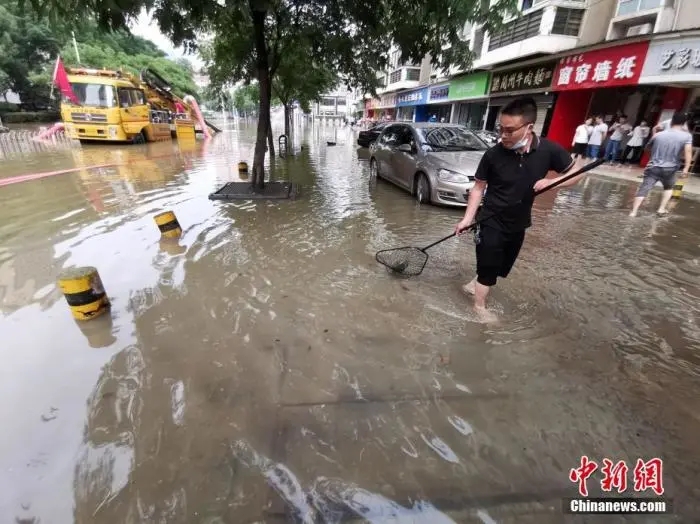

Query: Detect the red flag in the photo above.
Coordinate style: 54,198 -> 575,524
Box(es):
53,57 -> 80,105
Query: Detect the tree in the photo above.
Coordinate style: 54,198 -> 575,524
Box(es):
27,0 -> 517,189
232,84 -> 260,117
271,35 -> 335,144
0,0 -> 60,108
1,0 -> 200,107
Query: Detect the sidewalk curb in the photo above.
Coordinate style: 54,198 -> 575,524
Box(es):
590,171 -> 700,203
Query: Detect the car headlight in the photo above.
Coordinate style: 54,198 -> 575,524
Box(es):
108,126 -> 119,138
437,169 -> 470,184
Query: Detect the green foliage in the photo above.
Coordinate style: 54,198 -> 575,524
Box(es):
29,0 -> 517,94
232,84 -> 259,115
0,0 -> 200,108
0,0 -> 60,108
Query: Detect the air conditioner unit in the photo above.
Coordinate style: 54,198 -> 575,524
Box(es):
626,23 -> 653,37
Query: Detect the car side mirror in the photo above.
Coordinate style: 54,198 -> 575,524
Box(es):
397,143 -> 413,153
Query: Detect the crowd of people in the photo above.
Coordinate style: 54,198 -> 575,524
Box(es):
570,112 -> 692,166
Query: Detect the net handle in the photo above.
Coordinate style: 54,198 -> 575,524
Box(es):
422,158 -> 605,252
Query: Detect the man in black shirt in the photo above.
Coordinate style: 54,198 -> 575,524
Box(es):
454,97 -> 584,322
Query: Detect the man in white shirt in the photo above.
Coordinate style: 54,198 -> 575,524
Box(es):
587,115 -> 608,159
605,115 -> 632,164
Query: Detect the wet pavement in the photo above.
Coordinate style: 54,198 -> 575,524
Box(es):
1,121 -> 699,523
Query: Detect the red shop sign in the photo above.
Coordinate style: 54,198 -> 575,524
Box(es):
553,41 -> 650,90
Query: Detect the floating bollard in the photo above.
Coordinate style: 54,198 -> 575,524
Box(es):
58,266 -> 110,321
238,161 -> 249,180
671,178 -> 685,199
154,211 -> 182,239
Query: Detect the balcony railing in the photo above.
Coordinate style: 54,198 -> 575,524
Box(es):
488,9 -> 543,51
616,0 -> 663,17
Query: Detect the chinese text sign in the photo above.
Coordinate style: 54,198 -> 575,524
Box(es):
553,41 -> 650,90
639,36 -> 700,82
396,88 -> 429,107
490,62 -> 556,94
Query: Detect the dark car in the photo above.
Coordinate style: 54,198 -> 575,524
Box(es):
357,122 -> 389,148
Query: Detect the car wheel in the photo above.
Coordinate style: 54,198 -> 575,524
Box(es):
370,158 -> 380,179
415,173 -> 431,204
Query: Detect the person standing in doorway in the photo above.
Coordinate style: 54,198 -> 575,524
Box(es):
572,117 -> 593,159
629,112 -> 692,217
621,120 -> 650,166
453,97 -> 584,322
605,115 -> 632,164
587,116 -> 607,159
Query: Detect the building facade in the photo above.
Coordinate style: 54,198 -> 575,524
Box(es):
362,0 -> 700,171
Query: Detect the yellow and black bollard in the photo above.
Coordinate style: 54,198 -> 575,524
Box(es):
58,266 -> 110,321
154,211 -> 182,239
671,178 -> 685,199
238,161 -> 249,180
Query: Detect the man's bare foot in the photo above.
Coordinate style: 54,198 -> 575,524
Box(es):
629,211 -> 637,217
462,279 -> 476,295
474,306 -> 498,324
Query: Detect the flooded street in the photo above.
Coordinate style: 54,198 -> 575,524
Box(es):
1,121 -> 699,523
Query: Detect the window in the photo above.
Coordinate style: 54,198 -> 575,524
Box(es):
380,125 -> 402,146
69,83 -> 116,107
522,0 -> 534,9
487,9 -> 543,51
418,126 -> 489,151
396,125 -> 416,146
130,89 -> 146,105
405,68 -> 420,81
390,50 -> 401,69
321,97 -> 335,106
551,8 -> 584,36
336,98 -> 346,106
377,76 -> 386,88
389,70 -> 402,84
118,88 -> 146,107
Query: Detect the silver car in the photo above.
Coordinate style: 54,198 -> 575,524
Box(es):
369,122 -> 490,206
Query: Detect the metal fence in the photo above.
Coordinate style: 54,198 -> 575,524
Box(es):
0,129 -> 79,160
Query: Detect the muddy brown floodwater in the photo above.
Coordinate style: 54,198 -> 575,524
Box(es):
1,121 -> 699,523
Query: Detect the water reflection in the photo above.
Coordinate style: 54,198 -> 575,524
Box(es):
0,121 -> 699,522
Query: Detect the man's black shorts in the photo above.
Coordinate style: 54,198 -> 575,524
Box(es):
475,225 -> 525,287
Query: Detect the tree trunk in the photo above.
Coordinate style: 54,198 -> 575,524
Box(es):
267,115 -> 275,158
283,103 -> 290,149
251,4 -> 270,190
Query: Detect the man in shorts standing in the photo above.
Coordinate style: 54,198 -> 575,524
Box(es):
454,97 -> 585,321
629,112 -> 692,217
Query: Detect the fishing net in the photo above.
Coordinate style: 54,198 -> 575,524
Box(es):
375,247 -> 429,276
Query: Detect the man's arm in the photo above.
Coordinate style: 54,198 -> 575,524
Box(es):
533,144 -> 582,191
456,180 -> 487,233
455,153 -> 489,233
682,142 -> 692,175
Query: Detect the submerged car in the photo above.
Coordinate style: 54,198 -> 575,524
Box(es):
369,122 -> 489,206
357,122 -> 389,148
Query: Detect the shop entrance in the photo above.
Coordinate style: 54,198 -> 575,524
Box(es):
588,85 -> 660,127
456,101 -> 487,129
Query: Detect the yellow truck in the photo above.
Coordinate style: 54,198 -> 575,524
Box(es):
60,67 -> 218,144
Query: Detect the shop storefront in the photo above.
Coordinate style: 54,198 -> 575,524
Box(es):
448,71 -> 490,128
421,84 -> 452,122
396,87 -> 429,121
486,61 -> 557,136
639,36 -> 699,156
547,41 -> 652,149
367,93 -> 397,121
